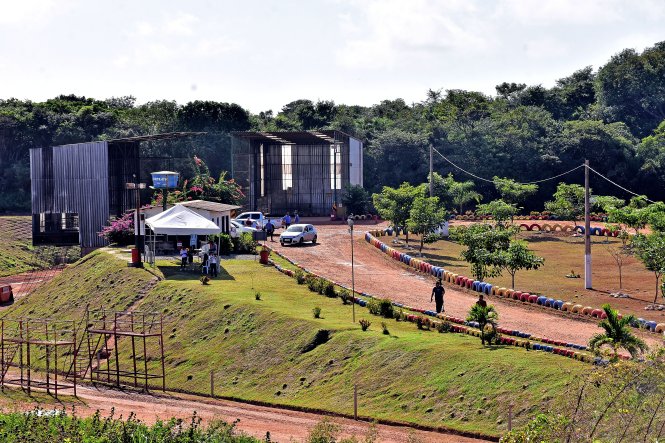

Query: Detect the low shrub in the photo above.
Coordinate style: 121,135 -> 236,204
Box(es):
306,276 -> 322,293
359,319 -> 371,331
483,324 -> 498,344
381,322 -> 390,335
255,291 -> 261,301
294,269 -> 307,284
322,280 -> 337,298
217,233 -> 233,255
436,321 -> 451,333
238,232 -> 258,254
367,298 -> 393,318
394,309 -> 406,322
415,316 -> 430,330
339,289 -> 351,305
200,276 -> 210,285
313,307 -> 321,318
423,233 -> 442,244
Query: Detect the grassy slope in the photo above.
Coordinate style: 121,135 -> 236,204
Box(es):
0,216 -> 42,277
4,250 -> 160,318
2,251 -> 585,437
129,257 -> 583,436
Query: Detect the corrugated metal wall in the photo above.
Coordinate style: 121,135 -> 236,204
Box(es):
31,141 -> 110,248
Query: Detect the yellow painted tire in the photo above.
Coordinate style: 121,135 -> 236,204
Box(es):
571,304 -> 584,313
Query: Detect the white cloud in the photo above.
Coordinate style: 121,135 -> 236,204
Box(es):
164,13 -> 199,36
0,0 -> 59,25
496,0 -> 623,26
336,0 -> 490,68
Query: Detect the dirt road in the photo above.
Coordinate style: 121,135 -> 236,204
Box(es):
271,223 -> 661,349
3,384 -> 488,443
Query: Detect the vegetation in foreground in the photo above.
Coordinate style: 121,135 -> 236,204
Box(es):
0,409 -> 257,443
501,353 -> 665,442
2,250 -> 588,437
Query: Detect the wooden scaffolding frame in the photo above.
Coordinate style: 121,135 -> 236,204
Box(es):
0,317 -> 78,398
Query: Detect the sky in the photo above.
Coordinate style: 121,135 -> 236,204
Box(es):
1,0 -> 664,114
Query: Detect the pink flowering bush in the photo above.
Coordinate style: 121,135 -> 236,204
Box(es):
99,212 -> 134,245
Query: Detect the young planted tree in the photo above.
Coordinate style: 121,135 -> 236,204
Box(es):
407,196 -> 447,252
588,304 -> 647,361
606,245 -> 629,290
632,233 -> 665,304
467,304 -> 498,346
497,241 -> 544,289
372,182 -> 426,243
476,199 -> 519,227
451,223 -> 514,281
544,183 -> 586,221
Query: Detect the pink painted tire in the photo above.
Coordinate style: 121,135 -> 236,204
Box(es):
527,294 -> 537,303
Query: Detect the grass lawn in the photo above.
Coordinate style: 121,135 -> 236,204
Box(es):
403,230 -> 663,319
2,250 -> 587,437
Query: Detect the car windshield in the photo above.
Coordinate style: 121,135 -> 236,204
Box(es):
286,226 -> 304,233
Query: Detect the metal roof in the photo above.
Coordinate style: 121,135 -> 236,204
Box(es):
231,130 -> 356,145
108,132 -> 207,144
177,200 -> 241,213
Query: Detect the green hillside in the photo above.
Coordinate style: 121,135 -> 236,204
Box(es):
2,251 -> 586,438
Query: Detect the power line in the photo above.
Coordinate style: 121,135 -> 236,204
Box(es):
586,165 -> 656,203
431,147 -> 584,185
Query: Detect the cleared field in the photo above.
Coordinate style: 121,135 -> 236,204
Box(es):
0,216 -> 42,278
2,250 -> 585,438
406,229 -> 662,320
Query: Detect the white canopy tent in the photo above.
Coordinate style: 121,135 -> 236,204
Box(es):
144,205 -> 222,264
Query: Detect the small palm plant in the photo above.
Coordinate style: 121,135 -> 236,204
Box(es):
467,304 -> 499,346
589,304 -> 647,361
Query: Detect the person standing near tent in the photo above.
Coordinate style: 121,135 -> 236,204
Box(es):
179,247 -> 188,270
209,254 -> 218,277
265,219 -> 275,241
431,279 -> 445,313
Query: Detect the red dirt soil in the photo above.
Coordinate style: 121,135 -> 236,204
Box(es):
1,384 -> 487,443
270,222 -> 662,349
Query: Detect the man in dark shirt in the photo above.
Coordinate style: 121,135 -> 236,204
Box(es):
476,293 -> 487,308
431,280 -> 445,313
265,219 -> 275,241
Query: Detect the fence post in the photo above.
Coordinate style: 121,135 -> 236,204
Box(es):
508,402 -> 514,431
210,370 -> 214,398
353,384 -> 358,420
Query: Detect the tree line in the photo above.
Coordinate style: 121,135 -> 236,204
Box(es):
1,41 -> 665,213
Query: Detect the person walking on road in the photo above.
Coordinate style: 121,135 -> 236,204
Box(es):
294,211 -> 300,224
476,293 -> 487,308
265,219 -> 275,241
283,213 -> 292,228
431,279 -> 445,314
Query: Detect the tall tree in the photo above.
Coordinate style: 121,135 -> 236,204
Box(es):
544,183 -> 586,221
451,224 -> 514,281
493,177 -> 538,209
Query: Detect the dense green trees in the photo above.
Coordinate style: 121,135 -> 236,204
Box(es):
3,41 -> 665,213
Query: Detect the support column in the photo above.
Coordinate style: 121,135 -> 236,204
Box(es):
584,159 -> 592,289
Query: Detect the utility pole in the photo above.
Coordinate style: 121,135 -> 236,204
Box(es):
584,159 -> 592,289
429,145 -> 434,197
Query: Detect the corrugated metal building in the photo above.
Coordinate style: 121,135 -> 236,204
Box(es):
231,131 -> 363,216
30,133 -> 203,249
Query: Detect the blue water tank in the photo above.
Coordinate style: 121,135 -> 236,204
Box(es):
151,171 -> 180,188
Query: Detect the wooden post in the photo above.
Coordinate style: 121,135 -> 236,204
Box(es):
508,403 -> 514,432
584,159 -> 592,289
160,314 -> 166,392
26,320 -> 30,394
131,312 -> 137,387
353,384 -> 358,420
19,319 -> 23,388
72,319 -> 77,397
113,313 -> 120,387
143,314 -> 148,392
429,145 -> 433,198
53,323 -> 58,399
87,308 -> 93,382
210,370 -> 214,398
45,322 -> 50,395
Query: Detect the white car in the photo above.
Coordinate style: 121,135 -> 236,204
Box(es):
234,211 -> 266,229
230,220 -> 257,238
280,224 -> 317,246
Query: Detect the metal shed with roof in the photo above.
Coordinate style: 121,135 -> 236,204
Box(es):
231,130 -> 363,216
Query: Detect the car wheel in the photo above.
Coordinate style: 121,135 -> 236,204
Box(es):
299,237 -> 304,245
280,241 -> 285,246
312,235 -> 317,244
